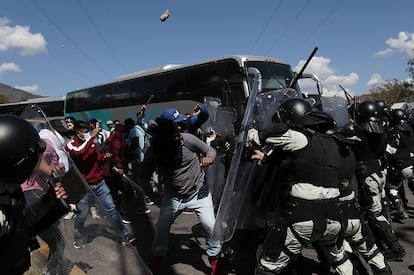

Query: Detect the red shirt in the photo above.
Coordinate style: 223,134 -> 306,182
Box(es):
65,135 -> 105,185
103,129 -> 128,177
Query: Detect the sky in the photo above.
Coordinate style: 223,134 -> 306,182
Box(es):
0,0 -> 413,98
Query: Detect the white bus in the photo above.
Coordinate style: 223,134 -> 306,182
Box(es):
64,55 -> 303,130
0,96 -> 65,119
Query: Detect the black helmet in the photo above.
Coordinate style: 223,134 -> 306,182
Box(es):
0,115 -> 46,185
375,100 -> 389,117
299,111 -> 337,133
355,100 -> 383,134
273,98 -> 312,126
389,108 -> 412,132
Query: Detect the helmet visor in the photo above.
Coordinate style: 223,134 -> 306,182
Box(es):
359,121 -> 384,134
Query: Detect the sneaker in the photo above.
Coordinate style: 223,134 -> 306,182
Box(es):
90,206 -> 101,219
383,246 -> 406,261
209,257 -> 223,275
122,234 -> 136,245
73,240 -> 85,249
146,196 -> 154,206
136,208 -> 151,214
122,216 -> 132,224
393,211 -> 409,221
63,211 -> 74,220
183,208 -> 195,214
148,256 -> 166,273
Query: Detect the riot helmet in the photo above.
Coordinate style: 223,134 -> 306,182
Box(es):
299,111 -> 337,133
0,115 -> 46,185
355,100 -> 384,134
375,100 -> 389,117
389,108 -> 412,132
272,98 -> 313,126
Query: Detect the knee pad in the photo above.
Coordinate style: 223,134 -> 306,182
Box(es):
332,254 -> 359,275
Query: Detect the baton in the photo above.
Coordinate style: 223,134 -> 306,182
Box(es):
112,167 -> 145,195
50,172 -> 71,212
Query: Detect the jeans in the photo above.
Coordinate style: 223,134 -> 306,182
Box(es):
152,185 -> 222,257
74,180 -> 129,238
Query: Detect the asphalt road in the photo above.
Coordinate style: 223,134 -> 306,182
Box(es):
27,187 -> 414,275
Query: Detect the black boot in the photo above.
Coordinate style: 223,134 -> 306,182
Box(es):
369,261 -> 392,275
393,198 -> 409,221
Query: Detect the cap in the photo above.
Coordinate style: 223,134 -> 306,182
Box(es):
49,119 -> 71,134
160,108 -> 186,123
106,120 -> 114,125
74,120 -> 89,131
147,119 -> 158,128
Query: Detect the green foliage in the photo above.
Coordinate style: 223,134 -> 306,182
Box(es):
362,79 -> 413,104
408,56 -> 414,80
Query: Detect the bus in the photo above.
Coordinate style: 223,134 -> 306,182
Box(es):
0,96 -> 65,119
64,55 -> 303,130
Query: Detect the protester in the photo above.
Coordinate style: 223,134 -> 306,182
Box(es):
141,109 -> 223,274
20,140 -> 72,275
102,122 -> 131,223
124,117 -> 151,214
65,120 -> 135,248
106,120 -> 115,133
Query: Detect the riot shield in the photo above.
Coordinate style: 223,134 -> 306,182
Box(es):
21,104 -> 152,275
320,96 -> 350,127
212,68 -> 262,241
212,84 -> 301,241
205,107 -> 238,211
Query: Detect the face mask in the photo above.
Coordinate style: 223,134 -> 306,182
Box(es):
83,132 -> 91,140
79,132 -> 91,141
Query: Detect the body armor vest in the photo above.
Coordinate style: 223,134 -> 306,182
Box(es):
285,131 -> 340,189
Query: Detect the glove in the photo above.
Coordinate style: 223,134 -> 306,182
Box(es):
246,128 -> 261,148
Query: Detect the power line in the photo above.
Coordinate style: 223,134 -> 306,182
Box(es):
76,0 -> 128,74
48,50 -> 94,84
247,0 -> 284,54
31,0 -> 111,78
286,0 -> 345,60
265,0 -> 311,55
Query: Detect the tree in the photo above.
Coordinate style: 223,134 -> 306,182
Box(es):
364,79 -> 412,104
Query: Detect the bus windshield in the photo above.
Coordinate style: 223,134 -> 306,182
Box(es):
246,61 -> 299,92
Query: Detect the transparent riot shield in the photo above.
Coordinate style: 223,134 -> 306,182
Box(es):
21,104 -> 152,275
212,68 -> 262,241
212,84 -> 301,241
205,107 -> 238,211
320,96 -> 350,127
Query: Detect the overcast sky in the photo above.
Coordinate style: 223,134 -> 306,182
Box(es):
1,0 -> 413,98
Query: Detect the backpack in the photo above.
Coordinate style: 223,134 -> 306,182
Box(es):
141,131 -> 151,154
136,125 -> 151,154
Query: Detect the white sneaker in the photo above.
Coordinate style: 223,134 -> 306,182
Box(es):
63,212 -> 74,220
90,206 -> 101,219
